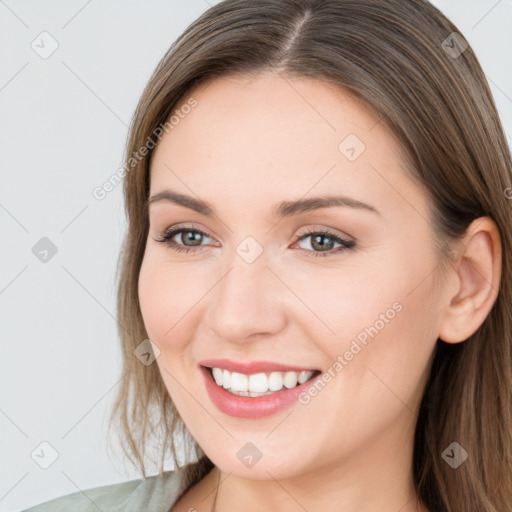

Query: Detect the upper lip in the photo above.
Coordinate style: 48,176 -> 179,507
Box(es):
199,358 -> 319,374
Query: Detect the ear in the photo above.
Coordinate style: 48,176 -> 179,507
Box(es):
438,216 -> 502,344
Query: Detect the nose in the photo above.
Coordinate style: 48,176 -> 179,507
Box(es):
204,248 -> 287,343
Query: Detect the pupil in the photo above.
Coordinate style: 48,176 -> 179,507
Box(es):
184,231 -> 202,246
311,234 -> 333,251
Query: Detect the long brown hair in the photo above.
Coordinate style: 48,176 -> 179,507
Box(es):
107,1 -> 512,510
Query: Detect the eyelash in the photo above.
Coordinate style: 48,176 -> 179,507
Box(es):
154,226 -> 355,258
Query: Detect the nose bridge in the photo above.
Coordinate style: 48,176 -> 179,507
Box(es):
205,243 -> 285,341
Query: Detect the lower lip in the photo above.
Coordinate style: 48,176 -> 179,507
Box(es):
200,366 -> 321,419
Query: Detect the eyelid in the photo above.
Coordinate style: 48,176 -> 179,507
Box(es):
156,223 -> 353,246
294,225 -> 355,242
159,222 -> 218,243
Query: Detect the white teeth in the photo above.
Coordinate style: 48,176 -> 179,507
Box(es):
283,371 -> 298,389
248,373 -> 268,392
209,367 -> 316,394
222,369 -> 231,389
212,367 -> 223,386
230,372 -> 248,392
268,371 -> 284,391
298,370 -> 311,384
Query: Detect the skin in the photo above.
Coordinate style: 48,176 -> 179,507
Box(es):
137,71 -> 501,512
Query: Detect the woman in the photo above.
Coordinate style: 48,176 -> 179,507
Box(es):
23,0 -> 512,511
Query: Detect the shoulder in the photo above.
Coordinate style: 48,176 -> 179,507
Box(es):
21,467 -> 188,512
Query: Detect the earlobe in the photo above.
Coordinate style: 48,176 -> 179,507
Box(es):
438,217 -> 502,344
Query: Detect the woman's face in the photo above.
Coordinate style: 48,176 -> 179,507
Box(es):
139,72 -> 445,480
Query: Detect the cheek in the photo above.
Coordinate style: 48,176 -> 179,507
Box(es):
138,253 -> 199,350
288,237 -> 439,382
138,254 -> 205,404
279,256 -> 406,349
313,254 -> 439,415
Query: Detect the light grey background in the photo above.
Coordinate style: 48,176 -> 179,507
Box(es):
1,1 -> 511,511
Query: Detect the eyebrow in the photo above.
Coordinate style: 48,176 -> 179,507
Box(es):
147,189 -> 380,218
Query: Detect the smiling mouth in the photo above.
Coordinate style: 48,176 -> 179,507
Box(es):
204,366 -> 322,397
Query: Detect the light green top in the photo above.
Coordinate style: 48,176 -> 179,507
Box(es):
21,466 -> 188,512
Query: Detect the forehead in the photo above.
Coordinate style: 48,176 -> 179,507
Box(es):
149,72 -> 425,220
159,72 -> 391,159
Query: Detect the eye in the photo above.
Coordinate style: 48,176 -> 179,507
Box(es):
154,225 -> 355,258
292,229 -> 355,258
154,226 -> 217,254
